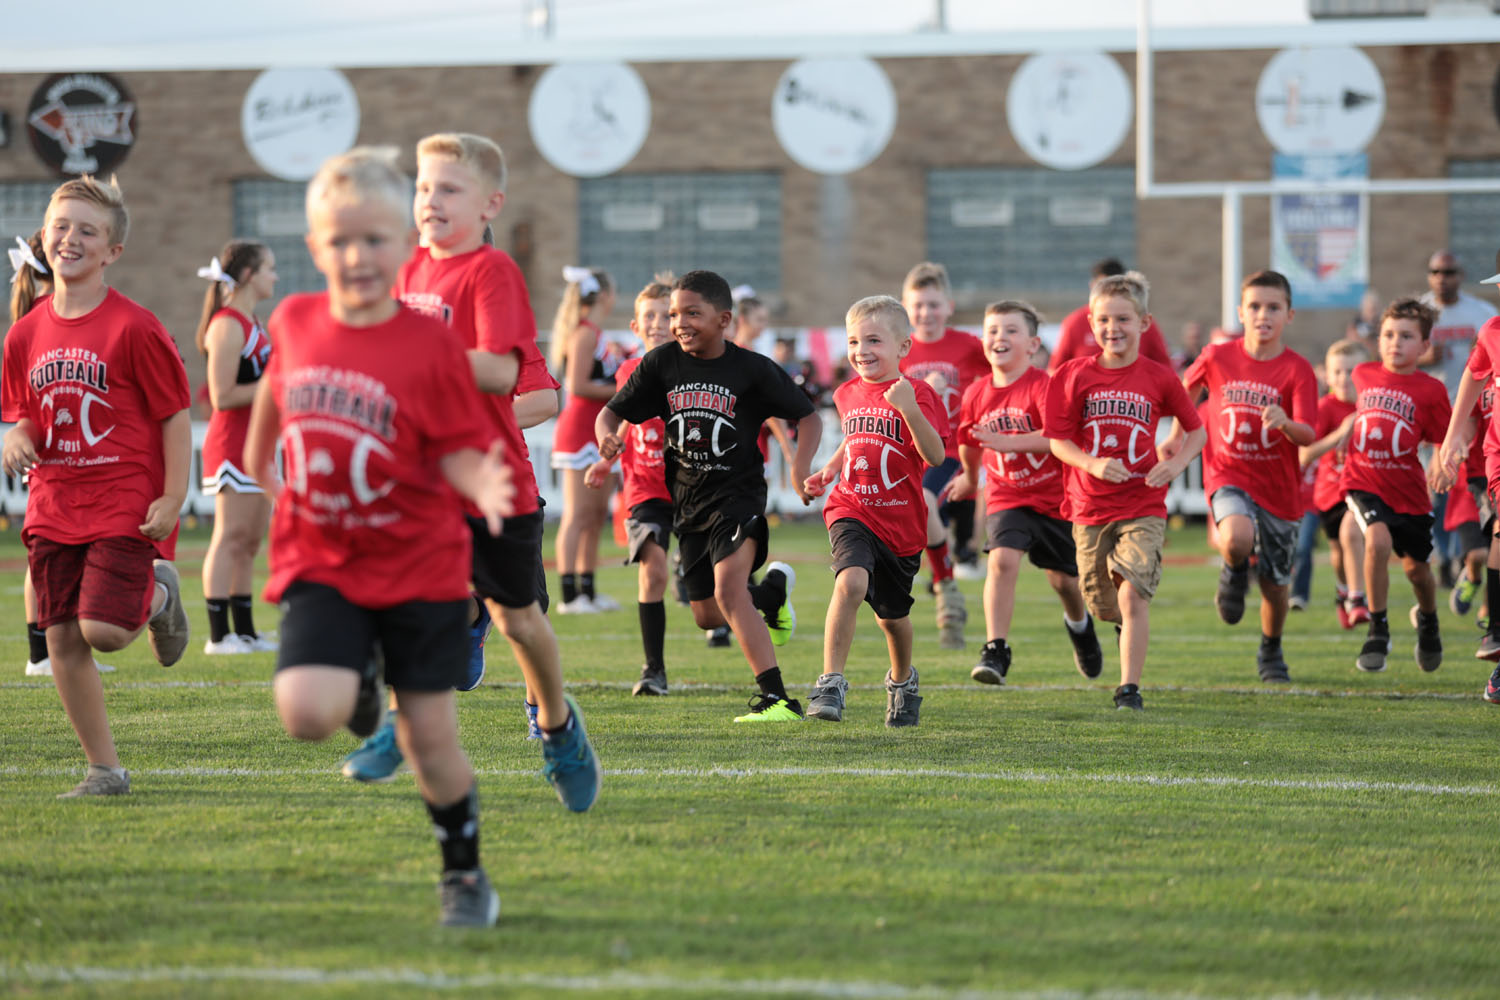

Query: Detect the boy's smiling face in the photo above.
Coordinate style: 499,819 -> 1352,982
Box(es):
983,310 -> 1037,378
670,289 -> 731,359
306,195 -> 413,325
633,296 -> 672,350
846,317 -> 909,383
414,154 -> 502,258
43,198 -> 122,284
1089,294 -> 1146,363
902,284 -> 953,341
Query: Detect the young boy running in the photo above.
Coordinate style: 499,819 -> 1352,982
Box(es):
1178,270 -> 1317,683
1043,272 -> 1205,710
1301,340 -> 1370,630
1,175 -> 192,798
245,147 -> 518,927
585,277 -> 675,695
342,133 -> 600,807
598,270 -> 822,722
947,301 -> 1104,685
1342,298 -> 1451,674
801,296 -> 947,726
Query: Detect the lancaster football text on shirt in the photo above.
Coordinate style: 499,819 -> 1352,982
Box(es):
1340,361 -> 1451,516
957,366 -> 1064,519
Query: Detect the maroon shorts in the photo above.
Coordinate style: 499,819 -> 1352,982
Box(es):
27,535 -> 156,630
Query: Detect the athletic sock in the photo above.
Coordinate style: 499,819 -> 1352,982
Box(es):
229,594 -> 256,638
1260,632 -> 1281,651
755,666 -> 789,701
560,573 -> 578,604
638,600 -> 666,670
1063,614 -> 1089,634
1369,609 -> 1389,634
426,784 -> 480,872
540,708 -> 576,742
1487,568 -> 1500,625
928,543 -> 954,584
1335,583 -> 1349,600
580,572 -> 596,601
26,622 -> 48,664
205,599 -> 230,643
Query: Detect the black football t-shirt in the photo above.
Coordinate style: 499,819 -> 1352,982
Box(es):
608,341 -> 815,531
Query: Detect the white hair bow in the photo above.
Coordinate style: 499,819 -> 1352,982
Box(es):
731,284 -> 756,302
8,236 -> 47,283
562,265 -> 600,297
196,256 -> 237,291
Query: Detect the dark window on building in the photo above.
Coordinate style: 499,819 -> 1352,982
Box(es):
233,179 -> 320,308
1450,160 -> 1500,283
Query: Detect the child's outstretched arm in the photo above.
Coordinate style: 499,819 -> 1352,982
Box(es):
1145,424 -> 1206,488
140,409 -> 191,541
884,376 -> 944,466
596,407 -> 626,461
441,440 -> 515,536
803,440 -> 845,499
948,442 -> 983,502
1261,403 -> 1314,447
1300,412 -> 1356,469
1436,369 -> 1486,483
789,411 -> 824,504
244,379 -> 282,496
514,386 -> 560,429
1,419 -> 40,477
1050,438 -> 1129,483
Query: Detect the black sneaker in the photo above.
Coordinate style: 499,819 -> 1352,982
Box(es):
348,654 -> 386,738
1257,645 -> 1291,683
971,640 -> 1010,685
1484,665 -> 1500,704
1476,630 -> 1500,662
1214,561 -> 1251,625
1113,683 -> 1144,711
632,664 -> 668,696
1067,618 -> 1104,679
1413,609 -> 1442,673
1356,632 -> 1391,673
706,625 -> 732,648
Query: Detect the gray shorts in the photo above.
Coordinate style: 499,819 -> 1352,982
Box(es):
1210,485 -> 1298,586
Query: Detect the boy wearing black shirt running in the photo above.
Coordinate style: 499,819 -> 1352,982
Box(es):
599,270 -> 822,721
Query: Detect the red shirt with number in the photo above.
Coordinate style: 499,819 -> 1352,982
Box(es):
1340,362 -> 1450,516
395,245 -> 540,515
262,295 -> 492,608
1312,393 -> 1356,514
1182,341 -> 1318,523
1043,355 -> 1202,525
822,375 -> 948,557
1,289 -> 190,558
899,328 -> 988,461
957,367 -> 1064,519
613,354 -> 670,510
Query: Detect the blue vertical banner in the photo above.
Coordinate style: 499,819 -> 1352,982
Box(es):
1271,153 -> 1368,309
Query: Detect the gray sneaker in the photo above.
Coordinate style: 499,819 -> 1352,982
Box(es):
58,763 -> 130,799
439,868 -> 500,927
147,560 -> 190,667
807,672 -> 849,721
884,668 -> 922,728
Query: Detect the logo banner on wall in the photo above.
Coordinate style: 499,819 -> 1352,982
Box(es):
1271,153 -> 1368,310
241,68 -> 361,182
772,58 -> 896,175
1006,52 -> 1132,172
26,73 -> 137,176
529,62 -> 651,178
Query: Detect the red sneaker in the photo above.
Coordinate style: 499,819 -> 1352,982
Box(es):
1347,596 -> 1370,626
1335,597 -> 1353,630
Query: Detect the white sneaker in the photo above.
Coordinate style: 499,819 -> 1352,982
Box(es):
557,595 -> 598,615
25,658 -> 115,677
589,592 -> 620,612
953,561 -> 986,581
204,634 -> 256,655
242,632 -> 279,652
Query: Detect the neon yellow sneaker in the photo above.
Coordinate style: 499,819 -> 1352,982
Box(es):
758,562 -> 797,647
733,693 -> 805,722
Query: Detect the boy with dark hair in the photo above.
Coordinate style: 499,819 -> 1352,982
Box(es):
598,269 -> 822,721
1343,298 -> 1451,673
1176,269 -> 1318,683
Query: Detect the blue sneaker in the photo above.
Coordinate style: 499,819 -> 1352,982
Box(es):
540,694 -> 601,812
341,716 -> 403,782
458,602 -> 492,693
524,699 -> 541,739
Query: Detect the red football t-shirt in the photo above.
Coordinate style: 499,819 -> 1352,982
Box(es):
262,295 -> 493,608
1341,361 -> 1450,516
515,339 -> 559,395
395,245 -> 540,515
899,327 -> 988,460
1043,355 -> 1203,525
1048,305 -> 1173,373
1463,316 -> 1500,463
1182,341 -> 1318,523
822,376 -> 948,557
957,367 -> 1064,519
613,355 -> 670,510
1312,393 -> 1356,514
1,289 -> 191,558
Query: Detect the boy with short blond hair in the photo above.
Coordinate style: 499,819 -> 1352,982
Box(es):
1,175 -> 192,798
1302,339 -> 1371,630
802,295 -> 947,726
899,261 -> 988,648
948,301 -> 1103,685
1043,272 -> 1206,710
1343,298 -> 1451,673
1178,269 -> 1318,683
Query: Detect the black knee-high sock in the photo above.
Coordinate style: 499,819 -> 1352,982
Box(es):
560,573 -> 578,604
639,600 -> 666,670
205,598 -> 230,642
26,622 -> 48,664
756,665 -> 788,700
580,572 -> 596,601
426,784 -> 480,873
1487,568 -> 1500,631
229,594 -> 256,638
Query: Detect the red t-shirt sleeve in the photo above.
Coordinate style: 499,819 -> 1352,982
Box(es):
132,316 -> 192,420
515,341 -> 559,394
1160,366 -> 1203,431
916,379 -> 949,447
471,257 -> 534,362
1180,343 -> 1212,395
1290,358 -> 1318,428
1424,378 -> 1454,445
1043,366 -> 1078,439
1,324 -> 31,424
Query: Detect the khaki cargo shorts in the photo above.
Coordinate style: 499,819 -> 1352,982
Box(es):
1071,516 -> 1167,623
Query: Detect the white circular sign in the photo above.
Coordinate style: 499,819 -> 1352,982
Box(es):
529,62 -> 651,178
1006,52 -> 1133,171
241,68 -> 361,182
1256,46 -> 1385,156
772,58 -> 897,175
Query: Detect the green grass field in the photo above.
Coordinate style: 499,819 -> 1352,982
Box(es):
3,518 -> 1498,999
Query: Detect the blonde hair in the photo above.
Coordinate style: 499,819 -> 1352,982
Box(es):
47,174 -> 128,246
195,239 -> 270,355
306,146 -> 409,222
984,299 -> 1041,337
1089,270 -> 1150,317
902,261 -> 951,299
549,268 -> 614,370
416,132 -> 507,195
845,295 -> 911,340
635,271 -> 674,313
1326,339 -> 1369,365
9,229 -> 50,323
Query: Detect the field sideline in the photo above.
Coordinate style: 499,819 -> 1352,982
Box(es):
2,518 -> 1497,999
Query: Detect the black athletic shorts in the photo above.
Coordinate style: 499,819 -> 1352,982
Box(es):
470,509 -> 547,610
1319,503 -> 1347,542
625,499 -> 673,565
828,517 -> 921,621
677,500 -> 768,603
275,579 -> 469,692
1345,489 -> 1434,563
983,507 -> 1079,576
